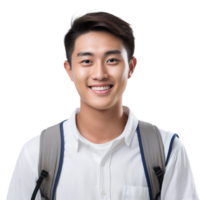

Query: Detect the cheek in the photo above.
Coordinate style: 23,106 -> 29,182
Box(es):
121,74 -> 128,83
118,78 -> 128,93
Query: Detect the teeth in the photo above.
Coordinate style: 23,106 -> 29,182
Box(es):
91,85 -> 111,91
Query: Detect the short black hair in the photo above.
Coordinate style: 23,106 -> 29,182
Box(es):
64,12 -> 135,68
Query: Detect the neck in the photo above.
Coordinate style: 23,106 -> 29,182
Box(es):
76,99 -> 128,144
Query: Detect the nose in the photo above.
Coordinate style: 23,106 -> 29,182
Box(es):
90,61 -> 109,80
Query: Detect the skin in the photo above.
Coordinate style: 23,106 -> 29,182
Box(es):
64,31 -> 137,144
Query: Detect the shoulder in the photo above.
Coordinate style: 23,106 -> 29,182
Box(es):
23,135 -> 40,154
157,127 -> 184,164
21,135 -> 40,171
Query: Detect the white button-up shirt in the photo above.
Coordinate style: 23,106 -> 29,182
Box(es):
6,106 -> 199,200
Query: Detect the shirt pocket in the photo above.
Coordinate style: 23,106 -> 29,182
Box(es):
123,185 -> 150,200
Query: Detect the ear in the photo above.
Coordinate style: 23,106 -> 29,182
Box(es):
64,60 -> 74,82
128,57 -> 137,79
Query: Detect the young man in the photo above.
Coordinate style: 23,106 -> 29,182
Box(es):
6,12 -> 199,200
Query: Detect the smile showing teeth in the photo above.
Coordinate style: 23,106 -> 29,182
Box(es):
91,85 -> 111,91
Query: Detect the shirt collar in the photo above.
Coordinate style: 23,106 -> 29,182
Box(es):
66,105 -> 138,152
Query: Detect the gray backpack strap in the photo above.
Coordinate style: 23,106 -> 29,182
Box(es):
137,120 -> 165,200
33,120 -> 66,200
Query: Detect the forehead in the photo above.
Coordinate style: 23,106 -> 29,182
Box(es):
72,31 -> 125,55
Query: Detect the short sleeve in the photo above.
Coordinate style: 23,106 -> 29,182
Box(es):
160,137 -> 199,200
6,137 -> 41,200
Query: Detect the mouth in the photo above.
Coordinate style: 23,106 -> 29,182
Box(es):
88,85 -> 114,89
88,85 -> 114,95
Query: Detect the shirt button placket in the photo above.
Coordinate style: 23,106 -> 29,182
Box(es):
101,162 -> 106,197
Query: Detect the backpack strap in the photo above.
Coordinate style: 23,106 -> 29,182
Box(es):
31,119 -> 67,200
137,120 -> 165,200
137,120 -> 179,200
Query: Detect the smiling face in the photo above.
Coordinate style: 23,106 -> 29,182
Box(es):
64,31 -> 137,110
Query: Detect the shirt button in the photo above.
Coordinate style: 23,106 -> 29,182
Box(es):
101,191 -> 106,196
101,162 -> 105,167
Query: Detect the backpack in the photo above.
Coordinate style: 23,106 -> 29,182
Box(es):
31,119 -> 179,200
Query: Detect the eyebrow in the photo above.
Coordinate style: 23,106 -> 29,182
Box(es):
77,50 -> 121,57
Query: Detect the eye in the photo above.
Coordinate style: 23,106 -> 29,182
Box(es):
81,60 -> 88,64
109,58 -> 118,61
81,58 -> 118,64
